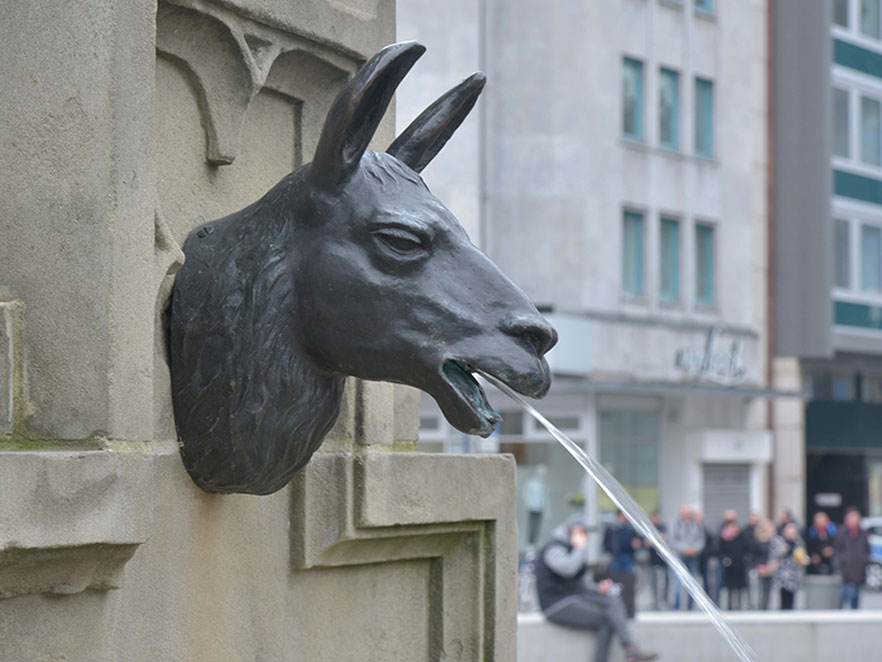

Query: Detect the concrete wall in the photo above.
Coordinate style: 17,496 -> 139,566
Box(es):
0,1 -> 518,660
518,611 -> 882,662
772,0 -> 834,359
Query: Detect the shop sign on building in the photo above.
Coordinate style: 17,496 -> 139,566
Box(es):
675,324 -> 746,386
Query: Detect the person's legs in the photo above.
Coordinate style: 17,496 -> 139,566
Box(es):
780,588 -> 794,610
663,565 -> 670,605
841,582 -> 861,609
714,559 -> 724,606
593,621 -> 613,662
651,565 -> 666,610
673,564 -> 683,610
544,594 -> 616,662
687,557 -> 698,610
760,577 -> 772,610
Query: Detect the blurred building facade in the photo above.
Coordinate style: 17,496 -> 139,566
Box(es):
774,0 -> 882,527
399,0 -> 771,553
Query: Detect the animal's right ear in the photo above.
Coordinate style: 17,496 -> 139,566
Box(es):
387,72 -> 486,173
309,41 -> 426,191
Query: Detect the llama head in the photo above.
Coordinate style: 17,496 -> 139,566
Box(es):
169,42 -> 557,494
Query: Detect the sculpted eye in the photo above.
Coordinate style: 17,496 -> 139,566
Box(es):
372,227 -> 426,256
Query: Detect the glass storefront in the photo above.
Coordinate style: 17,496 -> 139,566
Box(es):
598,410 -> 660,521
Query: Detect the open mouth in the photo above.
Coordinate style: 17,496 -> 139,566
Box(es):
440,360 -> 503,437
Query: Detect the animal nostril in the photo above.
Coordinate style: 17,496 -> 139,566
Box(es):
502,316 -> 558,356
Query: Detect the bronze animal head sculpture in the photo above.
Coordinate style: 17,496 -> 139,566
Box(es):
169,42 -> 557,495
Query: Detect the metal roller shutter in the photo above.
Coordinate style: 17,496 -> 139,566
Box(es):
702,463 -> 751,529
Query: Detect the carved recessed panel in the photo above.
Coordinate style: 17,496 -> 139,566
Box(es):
289,452 -> 517,661
156,0 -> 357,168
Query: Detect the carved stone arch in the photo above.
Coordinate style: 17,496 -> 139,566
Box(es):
156,4 -> 256,165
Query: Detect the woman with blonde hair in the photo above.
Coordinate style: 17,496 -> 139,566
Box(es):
771,522 -> 810,609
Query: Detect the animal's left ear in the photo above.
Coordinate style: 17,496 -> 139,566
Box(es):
309,41 -> 426,191
387,72 -> 486,173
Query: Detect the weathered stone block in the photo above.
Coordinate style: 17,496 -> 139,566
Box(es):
0,450 -> 153,599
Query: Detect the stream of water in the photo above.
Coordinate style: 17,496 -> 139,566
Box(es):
480,373 -> 759,662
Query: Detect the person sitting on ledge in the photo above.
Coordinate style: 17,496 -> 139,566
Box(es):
535,514 -> 659,662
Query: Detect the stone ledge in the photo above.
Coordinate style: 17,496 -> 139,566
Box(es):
0,450 -> 154,599
0,542 -> 140,599
518,610 -> 882,662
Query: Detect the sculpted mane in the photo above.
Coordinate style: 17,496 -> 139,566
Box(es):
170,170 -> 345,494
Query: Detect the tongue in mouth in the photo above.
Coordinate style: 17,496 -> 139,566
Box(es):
441,360 -> 502,436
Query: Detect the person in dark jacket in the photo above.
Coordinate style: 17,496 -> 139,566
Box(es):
603,510 -> 641,573
806,511 -> 837,575
535,514 -> 658,662
835,506 -> 871,609
644,510 -> 669,610
695,510 -> 729,605
718,520 -> 749,609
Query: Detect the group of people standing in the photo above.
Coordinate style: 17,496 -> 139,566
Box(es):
601,504 -> 873,611
532,506 -> 872,662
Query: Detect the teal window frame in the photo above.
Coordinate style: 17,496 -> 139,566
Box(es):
659,67 -> 680,150
695,0 -> 714,13
622,57 -> 644,141
659,217 -> 680,302
695,223 -> 715,306
694,77 -> 714,158
622,210 -> 645,297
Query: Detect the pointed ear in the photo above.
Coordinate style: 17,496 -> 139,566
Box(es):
309,41 -> 426,190
387,72 -> 486,173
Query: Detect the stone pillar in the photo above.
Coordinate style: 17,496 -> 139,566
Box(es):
0,2 -> 517,660
771,356 -> 806,518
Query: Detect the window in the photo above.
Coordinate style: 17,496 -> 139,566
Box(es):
622,57 -> 644,141
695,0 -> 714,13
834,88 -> 850,158
694,78 -> 714,157
419,415 -> 439,430
622,210 -> 645,297
861,96 -> 882,165
659,217 -> 680,301
862,0 -> 881,38
498,412 -> 524,435
695,223 -> 715,306
835,0 -> 849,27
832,375 -> 855,400
659,68 -> 680,149
835,219 -> 851,288
864,375 -> 882,402
599,410 -> 660,516
861,224 -> 882,292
